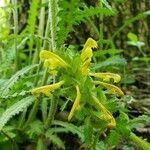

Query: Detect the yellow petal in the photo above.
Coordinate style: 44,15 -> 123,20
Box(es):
31,81 -> 64,97
81,59 -> 91,75
90,72 -> 121,83
44,58 -> 60,70
68,85 -> 81,121
92,96 -> 116,128
83,38 -> 98,51
93,81 -> 124,96
81,47 -> 93,62
40,50 -> 68,68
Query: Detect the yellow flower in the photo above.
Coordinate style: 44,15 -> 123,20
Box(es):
68,85 -> 81,121
81,38 -> 97,62
80,38 -> 97,75
82,38 -> 98,51
31,81 -> 64,97
92,96 -> 116,129
90,72 -> 121,83
81,47 -> 93,62
81,59 -> 91,75
40,50 -> 68,69
93,81 -> 124,97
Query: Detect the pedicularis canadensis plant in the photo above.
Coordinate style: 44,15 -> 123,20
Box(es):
32,38 -> 123,127
30,38 -> 150,149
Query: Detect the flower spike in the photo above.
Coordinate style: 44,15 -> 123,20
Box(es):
31,81 -> 64,97
68,85 -> 81,121
90,72 -> 121,83
80,38 -> 97,75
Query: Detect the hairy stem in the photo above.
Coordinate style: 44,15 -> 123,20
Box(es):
24,69 -> 48,128
129,132 -> 150,150
99,1 -> 104,50
43,0 -> 59,129
49,0 -> 58,51
32,0 -> 46,65
44,95 -> 58,128
12,0 -> 19,71
43,11 -> 51,49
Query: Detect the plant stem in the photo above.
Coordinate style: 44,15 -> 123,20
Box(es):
49,0 -> 58,51
129,132 -> 150,150
12,0 -> 19,71
99,1 -> 104,50
43,0 -> 59,129
44,95 -> 58,128
24,69 -> 48,128
32,0 -> 46,65
18,109 -> 27,128
43,11 -> 51,49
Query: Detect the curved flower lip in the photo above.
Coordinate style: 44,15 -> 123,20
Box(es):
40,50 -> 69,68
68,85 -> 81,121
31,81 -> 64,97
93,81 -> 124,97
90,72 -> 121,83
83,38 -> 98,51
92,96 -> 116,129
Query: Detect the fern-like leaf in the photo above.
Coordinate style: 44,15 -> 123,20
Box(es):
46,131 -> 65,149
0,96 -> 35,131
53,120 -> 84,141
0,64 -> 38,96
25,0 -> 39,34
57,4 -> 116,47
74,7 -> 116,25
91,56 -> 126,70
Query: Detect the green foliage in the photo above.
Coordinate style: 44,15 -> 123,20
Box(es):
46,130 -> 65,149
57,0 -> 116,48
25,0 -> 39,34
53,120 -> 84,141
0,96 -> 35,131
27,120 -> 44,138
0,64 -> 38,97
106,130 -> 121,147
129,115 -> 150,129
37,138 -> 47,150
92,55 -> 127,70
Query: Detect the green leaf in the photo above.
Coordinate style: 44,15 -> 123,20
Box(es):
106,130 -> 121,146
92,56 -> 127,70
27,120 -> 44,138
0,96 -> 35,131
53,120 -> 84,141
37,138 -> 47,150
0,126 -> 16,142
45,131 -> 65,150
84,117 -> 93,146
116,111 -> 130,136
127,32 -> 138,42
129,115 -> 150,129
101,0 -> 113,11
94,49 -> 123,57
0,64 -> 38,96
